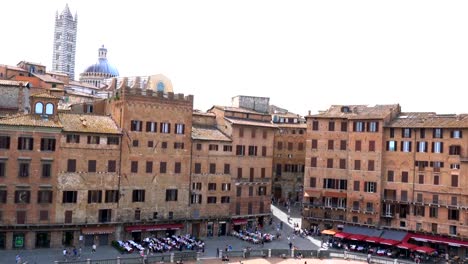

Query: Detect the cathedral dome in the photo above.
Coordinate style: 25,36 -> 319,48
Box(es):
83,46 -> 119,76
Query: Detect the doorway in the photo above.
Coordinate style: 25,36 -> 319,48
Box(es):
35,232 -> 50,248
218,222 -> 227,236
63,231 -> 74,246
192,223 -> 200,238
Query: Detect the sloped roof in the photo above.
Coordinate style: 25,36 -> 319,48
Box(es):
224,117 -> 278,128
33,73 -> 64,84
0,64 -> 27,72
213,105 -> 269,115
0,80 -> 29,86
31,92 -> 60,99
310,104 -> 400,119
192,126 -> 231,141
59,113 -> 121,134
388,112 -> 468,128
0,114 -> 62,128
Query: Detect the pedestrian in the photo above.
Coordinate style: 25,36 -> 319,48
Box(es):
92,243 -> 97,253
289,241 -> 293,250
78,247 -> 82,258
15,254 -> 21,264
63,248 -> 67,259
367,253 -> 372,264
73,247 -> 78,258
217,248 -> 220,258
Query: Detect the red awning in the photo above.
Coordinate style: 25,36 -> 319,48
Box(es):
365,236 -> 383,243
380,239 -> 400,246
125,223 -> 183,233
232,219 -> 248,225
82,226 -> 115,235
335,232 -> 351,239
408,233 -> 468,248
397,242 -> 418,250
348,234 -> 368,241
415,246 -> 436,254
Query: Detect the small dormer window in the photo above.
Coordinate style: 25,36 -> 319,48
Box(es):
341,106 -> 350,113
35,102 -> 44,114
157,81 -> 165,92
45,103 -> 54,115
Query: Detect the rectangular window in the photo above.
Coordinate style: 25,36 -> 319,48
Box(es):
224,164 -> 230,174
451,175 -> 458,187
40,138 -> 56,151
88,160 -> 97,172
87,190 -> 102,203
147,140 -> 154,148
221,183 -> 231,191
239,128 -> 244,137
160,162 -> 167,173
223,145 -> 232,152
261,167 -> 265,178
354,160 -> 361,170
310,177 -> 316,187
249,186 -> 253,196
18,137 -> 33,150
67,134 -> 80,143
237,168 -> 242,178
221,196 -> 230,203
175,123 -> 185,134
131,161 -> 138,173
420,128 -> 425,138
364,182 -> 377,193
449,145 -> 461,155
277,142 -> 283,150
236,187 -> 242,197
390,128 -> 395,138
165,189 -> 178,201
341,121 -> 347,132
146,161 -> 153,173
368,121 -> 378,132
353,181 -> 360,191
401,171 -> 408,183
0,136 -> 11,149
339,140 -> 346,151
258,186 -> 267,196
451,130 -> 462,139
328,140 -> 334,150
298,143 -> 304,151
262,146 -> 267,156
248,146 -> 258,156
0,190 -> 7,203
312,120 -> 319,131
262,130 -> 268,139
209,144 -> 218,151
16,211 -> 26,224
132,140 -> 139,147
417,141 -> 427,152
402,128 -> 411,138
236,145 -> 245,156
37,190 -> 53,203
355,140 -> 361,151
39,210 -> 49,221
401,141 -> 412,152
209,163 -> 216,174
328,121 -> 335,131
433,174 -> 439,185
251,128 -> 256,138
174,142 -> 184,149
108,160 -> 116,173
386,141 -> 397,151
311,139 -> 318,149
207,196 -> 217,204
87,136 -> 100,144
67,159 -> 76,172
18,162 -> 30,177
387,171 -> 394,182
105,190 -> 119,203
194,163 -> 201,174
130,120 -> 143,131
41,163 -> 52,178
288,142 -> 293,151
368,160 -> 375,171
250,168 -> 254,181
62,191 -> 77,203
432,142 -> 443,153
208,183 -> 217,191
448,209 -> 459,221
107,137 -> 119,145
418,174 -> 424,184
64,211 -> 72,223
161,142 -> 168,149
98,209 -> 112,223
190,194 -> 202,204
353,121 -> 364,132
339,159 -> 346,169
401,190 -> 408,201
146,121 -> 157,132
311,157 -> 317,167
327,158 -> 333,168
368,141 -> 375,152
132,190 -> 145,202
160,122 -> 171,133
433,128 -> 443,138
196,144 -> 202,150
174,162 -> 181,174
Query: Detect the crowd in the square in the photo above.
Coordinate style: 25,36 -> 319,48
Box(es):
230,230 -> 276,244
114,234 -> 204,254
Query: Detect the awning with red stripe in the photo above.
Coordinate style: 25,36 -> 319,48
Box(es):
348,234 -> 368,241
335,232 -> 351,239
380,238 -> 400,246
408,233 -> 468,248
365,236 -> 382,243
232,219 -> 248,225
125,223 -> 183,232
82,226 -> 115,235
415,246 -> 436,254
397,242 -> 418,250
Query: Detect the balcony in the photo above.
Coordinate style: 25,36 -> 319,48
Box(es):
461,156 -> 468,162
235,177 -> 271,185
381,213 -> 394,218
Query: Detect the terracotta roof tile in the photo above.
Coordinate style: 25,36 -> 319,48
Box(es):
0,80 -> 29,86
0,114 -> 62,128
310,104 -> 400,119
224,117 -> 278,128
192,126 -> 231,141
31,92 -> 60,99
388,113 -> 468,128
33,73 -> 64,84
0,64 -> 27,72
59,113 -> 121,134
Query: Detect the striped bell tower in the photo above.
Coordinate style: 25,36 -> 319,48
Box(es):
52,4 -> 77,80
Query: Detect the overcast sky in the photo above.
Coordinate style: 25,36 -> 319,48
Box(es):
1,0 -> 468,115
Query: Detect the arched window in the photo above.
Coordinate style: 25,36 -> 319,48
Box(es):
35,102 -> 43,114
157,81 -> 165,92
45,103 -> 54,115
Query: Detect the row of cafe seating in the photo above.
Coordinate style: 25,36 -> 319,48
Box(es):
321,226 -> 468,261
231,230 -> 276,244
114,234 -> 204,254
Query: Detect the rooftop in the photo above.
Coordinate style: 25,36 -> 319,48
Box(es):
33,73 -> 64,84
388,112 -> 468,128
0,64 -> 27,72
310,104 -> 400,119
59,113 -> 121,134
0,114 -> 62,128
213,105 -> 269,115
31,92 -> 60,99
0,80 -> 29,86
192,126 -> 231,141
224,117 -> 278,128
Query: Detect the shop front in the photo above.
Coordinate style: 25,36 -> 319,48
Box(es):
218,221 -> 227,236
81,226 -> 115,246
13,233 -> 25,249
35,232 -> 50,248
125,223 -> 184,242
232,219 -> 248,232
